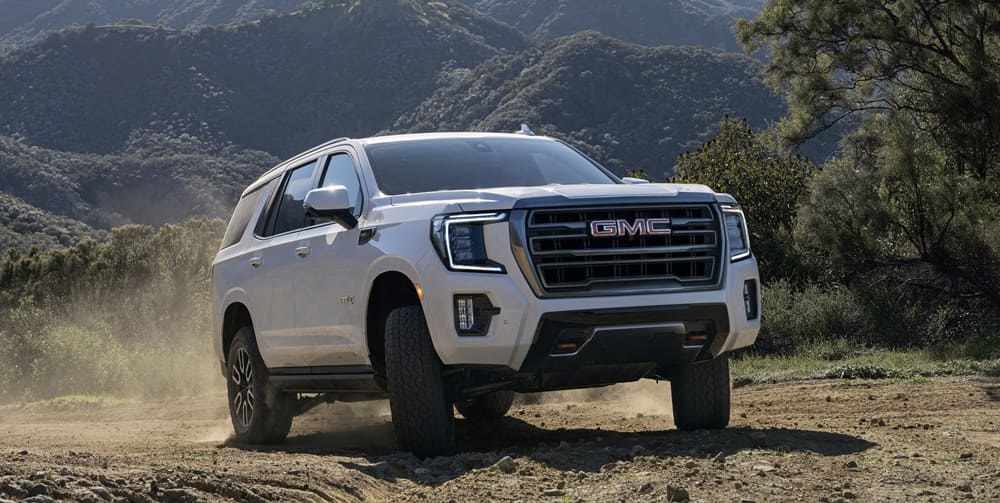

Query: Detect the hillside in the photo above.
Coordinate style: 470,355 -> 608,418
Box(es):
0,193 -> 101,253
0,0 -> 305,52
0,0 -> 527,156
392,32 -> 781,177
0,134 -> 277,237
0,0 -> 763,54
452,0 -> 761,50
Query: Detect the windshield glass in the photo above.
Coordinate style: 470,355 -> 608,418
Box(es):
364,137 -> 617,195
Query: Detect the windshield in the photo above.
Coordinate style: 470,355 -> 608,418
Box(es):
364,137 -> 617,195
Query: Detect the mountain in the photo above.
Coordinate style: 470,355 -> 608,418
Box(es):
0,133 -> 278,237
392,31 -> 781,177
0,0 -> 527,155
0,0 -> 306,52
0,1 -> 785,250
451,0 -> 761,50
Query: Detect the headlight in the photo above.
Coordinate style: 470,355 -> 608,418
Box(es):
431,212 -> 507,273
723,206 -> 751,261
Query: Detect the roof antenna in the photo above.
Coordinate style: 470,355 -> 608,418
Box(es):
517,124 -> 535,136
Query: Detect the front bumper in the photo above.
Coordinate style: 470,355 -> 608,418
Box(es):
416,220 -> 761,373
513,303 -> 729,390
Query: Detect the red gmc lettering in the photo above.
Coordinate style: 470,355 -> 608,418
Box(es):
588,218 -> 672,237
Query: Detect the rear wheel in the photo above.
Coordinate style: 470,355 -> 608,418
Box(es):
384,305 -> 455,457
670,354 -> 731,430
456,390 -> 515,421
227,326 -> 295,444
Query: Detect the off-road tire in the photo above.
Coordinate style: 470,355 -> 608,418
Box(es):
227,326 -> 295,444
670,354 -> 731,430
384,305 -> 455,457
456,390 -> 515,421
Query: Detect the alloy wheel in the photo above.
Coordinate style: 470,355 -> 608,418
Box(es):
231,347 -> 255,428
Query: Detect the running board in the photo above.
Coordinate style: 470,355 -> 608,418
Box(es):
268,371 -> 384,394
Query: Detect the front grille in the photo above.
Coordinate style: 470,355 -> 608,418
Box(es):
522,205 -> 723,294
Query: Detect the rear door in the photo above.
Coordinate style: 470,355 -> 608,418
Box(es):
292,149 -> 372,367
244,159 -> 320,368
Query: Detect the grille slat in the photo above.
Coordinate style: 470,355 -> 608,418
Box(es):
531,244 -> 718,257
523,204 -> 723,294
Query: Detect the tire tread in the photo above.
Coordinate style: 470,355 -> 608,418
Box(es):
671,355 -> 731,430
384,305 -> 454,457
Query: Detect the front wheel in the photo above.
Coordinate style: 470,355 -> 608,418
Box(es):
456,390 -> 515,421
670,354 -> 731,430
227,326 -> 295,444
384,304 -> 455,458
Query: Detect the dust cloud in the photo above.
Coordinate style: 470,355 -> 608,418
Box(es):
518,379 -> 675,418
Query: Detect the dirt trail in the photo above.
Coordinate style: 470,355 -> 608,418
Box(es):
1,377 -> 998,502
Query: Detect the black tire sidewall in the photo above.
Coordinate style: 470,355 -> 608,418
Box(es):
226,326 -> 293,443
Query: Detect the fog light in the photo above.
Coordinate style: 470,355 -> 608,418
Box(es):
454,294 -> 501,336
456,297 -> 475,330
744,279 -> 759,320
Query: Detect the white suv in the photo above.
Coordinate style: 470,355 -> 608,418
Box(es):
212,132 -> 760,457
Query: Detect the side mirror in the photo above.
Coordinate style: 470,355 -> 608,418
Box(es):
304,185 -> 358,229
622,177 -> 651,184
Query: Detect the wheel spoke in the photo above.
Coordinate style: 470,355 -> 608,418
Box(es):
242,392 -> 251,426
244,358 -> 253,384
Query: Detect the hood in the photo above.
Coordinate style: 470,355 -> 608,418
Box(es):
386,183 -> 721,212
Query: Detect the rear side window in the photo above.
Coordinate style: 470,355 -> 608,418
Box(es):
264,161 -> 318,237
221,187 -> 266,249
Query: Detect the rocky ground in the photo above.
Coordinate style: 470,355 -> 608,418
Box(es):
0,377 -> 997,502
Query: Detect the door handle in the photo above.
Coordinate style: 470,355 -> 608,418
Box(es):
248,257 -> 262,268
295,246 -> 311,257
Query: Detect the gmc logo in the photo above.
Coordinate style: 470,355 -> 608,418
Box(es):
589,218 -> 672,237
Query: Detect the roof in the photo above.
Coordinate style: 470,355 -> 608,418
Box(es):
360,132 -> 554,145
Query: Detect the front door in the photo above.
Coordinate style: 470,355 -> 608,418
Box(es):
293,149 -> 372,367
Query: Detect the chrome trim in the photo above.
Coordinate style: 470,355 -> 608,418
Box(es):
511,204 -> 727,298
550,322 -> 688,357
722,206 -> 752,262
443,212 -> 508,273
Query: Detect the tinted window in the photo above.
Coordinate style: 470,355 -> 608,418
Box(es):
221,186 -> 266,249
267,161 -> 317,236
365,138 -> 616,195
320,153 -> 363,217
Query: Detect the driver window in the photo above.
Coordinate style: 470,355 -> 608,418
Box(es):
320,153 -> 363,217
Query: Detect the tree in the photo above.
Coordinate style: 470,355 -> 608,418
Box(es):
675,117 -> 814,280
736,0 -> 1000,178
624,169 -> 652,181
738,0 -> 1000,311
800,112 -> 1000,309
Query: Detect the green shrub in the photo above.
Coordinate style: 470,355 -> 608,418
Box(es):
757,279 -> 870,353
27,323 -> 129,398
0,219 -> 224,402
957,331 -> 1000,360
